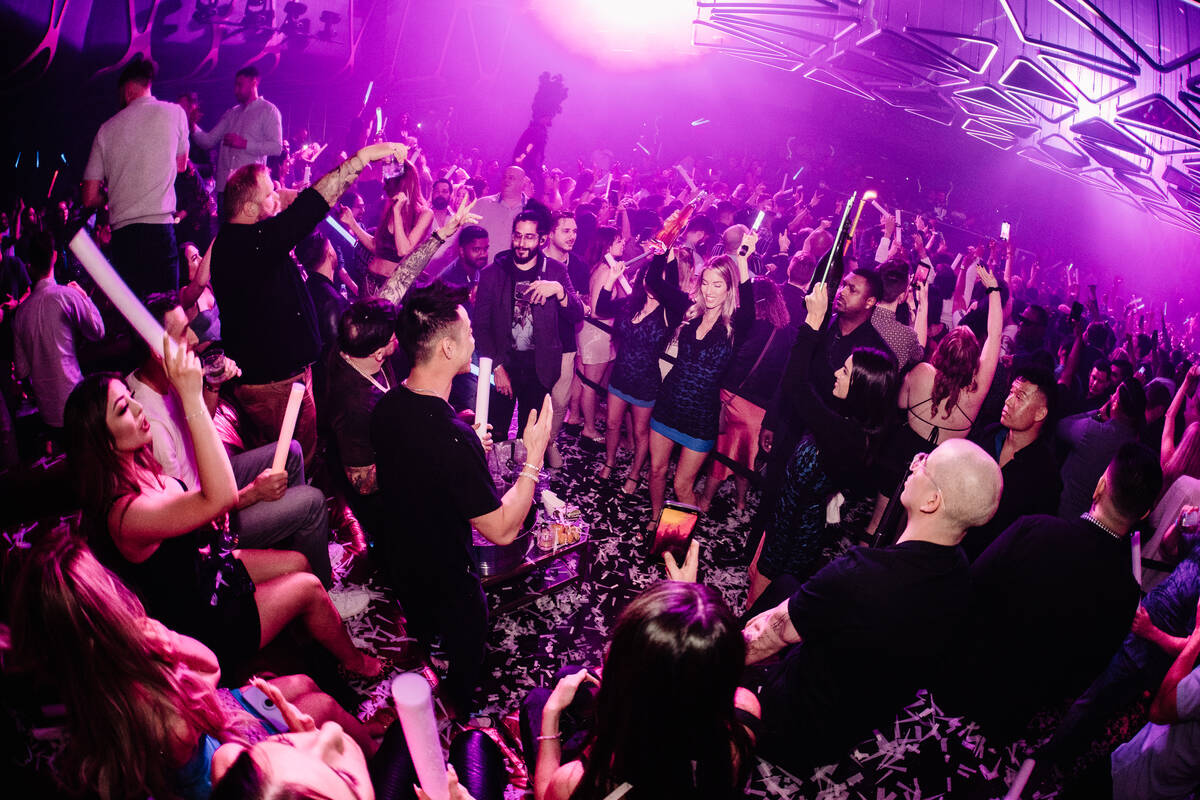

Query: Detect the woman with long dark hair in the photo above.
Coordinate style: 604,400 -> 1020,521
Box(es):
7,531 -> 381,800
526,581 -> 759,800
592,247 -> 692,493
62,341 -> 382,679
365,162 -> 434,296
646,234 -> 755,530
576,225 -> 626,442
746,283 -> 898,606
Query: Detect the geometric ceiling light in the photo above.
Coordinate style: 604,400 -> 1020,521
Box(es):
1075,137 -> 1154,172
1069,117 -> 1147,154
954,85 -> 1035,120
1039,133 -> 1091,169
1111,171 -> 1168,202
999,57 -> 1076,104
905,28 -> 1000,74
1039,53 -> 1137,103
1115,94 -> 1200,150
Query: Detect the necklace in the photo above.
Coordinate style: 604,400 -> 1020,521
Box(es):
1081,512 -> 1122,540
402,380 -> 448,402
341,353 -> 390,394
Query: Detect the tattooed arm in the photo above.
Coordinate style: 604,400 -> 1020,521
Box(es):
376,196 -> 482,304
743,599 -> 802,665
345,464 -> 378,496
313,142 -> 408,209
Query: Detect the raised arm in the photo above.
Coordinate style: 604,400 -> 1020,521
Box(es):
312,142 -> 408,210
645,251 -> 690,319
109,339 -> 238,550
378,197 -> 480,305
1163,367 -> 1199,468
964,265 -> 1003,414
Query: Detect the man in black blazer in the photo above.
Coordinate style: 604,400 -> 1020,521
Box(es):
474,210 -> 584,438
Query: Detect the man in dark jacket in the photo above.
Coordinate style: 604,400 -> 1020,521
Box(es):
473,210 -> 583,438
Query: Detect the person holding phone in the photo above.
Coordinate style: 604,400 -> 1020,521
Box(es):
522,581 -> 760,800
746,282 -> 897,605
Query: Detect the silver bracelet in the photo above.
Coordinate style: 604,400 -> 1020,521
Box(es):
536,733 -> 561,742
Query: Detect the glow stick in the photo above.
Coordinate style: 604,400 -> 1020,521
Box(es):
375,107 -> 383,136
604,172 -> 614,200
1132,530 -> 1142,586
392,673 -> 449,800
68,229 -> 166,358
324,216 -> 356,246
950,253 -> 963,272
475,357 -> 492,437
362,81 -> 373,109
605,254 -> 632,294
690,118 -> 710,126
271,383 -> 305,472
1003,758 -> 1036,800
674,164 -> 697,192
792,167 -> 804,181
871,200 -> 888,216
47,170 -> 59,198
469,361 -> 495,385
635,142 -> 650,156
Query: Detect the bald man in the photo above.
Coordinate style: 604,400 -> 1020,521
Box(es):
940,441 -> 1162,741
473,164 -> 528,263
742,439 -> 1003,774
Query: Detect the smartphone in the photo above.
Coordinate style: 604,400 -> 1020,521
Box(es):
238,684 -> 289,734
649,501 -> 700,561
1069,301 -> 1084,323
1000,221 -> 1011,240
914,263 -> 930,284
1183,509 -> 1200,528
752,210 -> 766,231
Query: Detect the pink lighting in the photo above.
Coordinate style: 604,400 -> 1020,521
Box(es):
529,0 -> 700,69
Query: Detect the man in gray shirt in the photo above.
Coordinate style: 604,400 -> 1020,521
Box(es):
83,58 -> 189,298
191,66 -> 283,213
13,232 -> 105,432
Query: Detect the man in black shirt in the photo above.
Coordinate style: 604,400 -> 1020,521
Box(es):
964,366 -> 1062,560
743,438 -> 1002,774
211,141 -> 406,465
372,280 -> 553,717
941,442 -> 1162,740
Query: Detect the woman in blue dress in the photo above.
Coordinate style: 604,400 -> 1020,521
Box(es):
647,232 -> 756,530
593,249 -> 691,494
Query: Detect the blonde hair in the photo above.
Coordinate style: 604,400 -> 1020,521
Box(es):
683,254 -> 740,335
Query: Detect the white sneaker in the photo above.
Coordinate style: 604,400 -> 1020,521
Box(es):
329,587 -> 371,620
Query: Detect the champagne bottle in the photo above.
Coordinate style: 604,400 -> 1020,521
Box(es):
648,191 -> 707,253
807,191 -> 858,329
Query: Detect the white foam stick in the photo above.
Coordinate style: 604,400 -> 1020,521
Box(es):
392,673 -> 449,800
69,228 -> 166,358
1003,758 -> 1036,800
675,164 -> 698,192
871,200 -> 889,216
605,253 -> 633,295
475,357 -> 493,437
950,253 -> 963,272
271,383 -> 305,472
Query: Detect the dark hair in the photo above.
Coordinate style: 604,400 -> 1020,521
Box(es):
878,259 -> 910,304
210,749 -> 326,800
294,230 -> 329,275
513,209 -> 546,237
753,277 -> 789,328
1107,442 -> 1163,522
687,215 -> 715,239
224,163 -> 268,221
395,280 -> 470,364
118,57 -> 155,87
458,224 -> 487,248
431,178 -> 452,193
585,226 -> 621,269
1092,357 -> 1112,376
852,267 -> 884,303
338,298 -> 397,358
235,65 -> 260,80
1115,378 -> 1146,424
572,582 -> 752,800
550,210 -> 576,233
1013,365 -> 1057,431
844,347 -> 899,446
1146,380 -> 1172,411
63,373 -> 162,526
787,252 -> 815,286
1111,357 -> 1135,384
28,229 -> 56,278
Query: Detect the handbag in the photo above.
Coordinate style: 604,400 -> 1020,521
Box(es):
719,328 -> 780,434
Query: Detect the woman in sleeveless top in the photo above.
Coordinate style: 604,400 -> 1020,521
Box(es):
577,226 -> 626,441
8,531 -> 382,800
62,342 -> 384,680
525,582 -> 759,800
869,265 -> 1003,533
593,249 -> 691,494
365,163 -> 434,296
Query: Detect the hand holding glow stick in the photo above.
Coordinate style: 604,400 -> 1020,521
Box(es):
69,228 -> 166,358
392,673 -> 450,800
475,357 -> 493,440
271,383 -> 305,472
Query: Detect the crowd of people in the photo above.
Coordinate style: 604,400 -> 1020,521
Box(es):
4,54 -> 1200,799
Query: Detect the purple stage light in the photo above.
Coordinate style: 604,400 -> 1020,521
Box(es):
530,0 -> 700,68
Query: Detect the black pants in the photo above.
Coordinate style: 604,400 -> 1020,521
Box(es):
109,222 -> 179,298
371,724 -> 506,800
383,557 -> 489,717
489,350 -> 548,440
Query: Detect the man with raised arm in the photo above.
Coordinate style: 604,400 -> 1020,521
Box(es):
209,142 -> 407,467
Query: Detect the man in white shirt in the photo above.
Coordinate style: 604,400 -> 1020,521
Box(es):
191,66 -> 283,215
82,58 -> 189,298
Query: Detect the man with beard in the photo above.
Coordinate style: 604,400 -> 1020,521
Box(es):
429,178 -> 454,230
474,211 -> 583,438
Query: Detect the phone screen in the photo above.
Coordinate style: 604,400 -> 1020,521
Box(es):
914,264 -> 930,284
650,503 -> 700,560
1069,301 -> 1084,323
1000,222 -> 1011,240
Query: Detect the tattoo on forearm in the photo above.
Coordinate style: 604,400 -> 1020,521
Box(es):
346,464 -> 377,495
377,235 -> 442,304
314,156 -> 365,208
